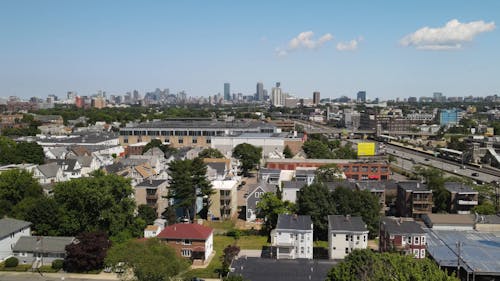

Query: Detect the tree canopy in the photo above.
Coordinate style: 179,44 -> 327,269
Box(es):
137,204 -> 158,225
413,166 -> 450,213
302,139 -> 357,159
232,143 -> 262,176
283,145 -> 294,158
0,169 -> 43,218
106,238 -> 189,281
168,158 -> 212,220
326,249 -> 458,281
0,137 -> 44,165
256,192 -> 296,234
64,231 -> 111,273
198,148 -> 225,158
296,183 -> 380,240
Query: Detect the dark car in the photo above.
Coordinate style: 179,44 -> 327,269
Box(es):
471,172 -> 479,177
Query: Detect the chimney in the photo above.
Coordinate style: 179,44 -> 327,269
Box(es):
293,214 -> 298,220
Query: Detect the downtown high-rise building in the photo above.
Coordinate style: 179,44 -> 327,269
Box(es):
271,82 -> 283,107
256,82 -> 264,101
313,91 -> 320,105
224,83 -> 231,101
357,91 -> 366,102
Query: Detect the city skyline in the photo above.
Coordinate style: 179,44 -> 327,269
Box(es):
1,0 -> 499,99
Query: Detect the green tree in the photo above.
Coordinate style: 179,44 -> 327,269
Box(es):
296,183 -> 336,240
314,164 -> 342,182
257,193 -> 296,234
326,249 -> 458,281
168,159 -> 212,220
0,136 -> 18,164
13,196 -> 64,236
220,245 -> 240,276
106,238 -> 189,281
333,143 -> 357,159
283,145 -> 294,158
0,169 -> 43,216
232,143 -> 262,176
413,166 -> 450,213
138,204 -> 158,225
302,140 -> 333,159
15,142 -> 44,164
53,174 -> 138,238
472,202 -> 496,215
198,148 -> 225,158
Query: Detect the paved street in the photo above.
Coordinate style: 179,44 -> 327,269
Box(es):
0,272 -> 118,281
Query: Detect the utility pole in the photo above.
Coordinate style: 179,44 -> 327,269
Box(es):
456,241 -> 461,279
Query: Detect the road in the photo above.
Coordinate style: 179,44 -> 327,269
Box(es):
385,144 -> 498,183
0,272 -> 118,281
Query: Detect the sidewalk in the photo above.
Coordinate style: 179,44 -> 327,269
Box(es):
0,271 -> 119,280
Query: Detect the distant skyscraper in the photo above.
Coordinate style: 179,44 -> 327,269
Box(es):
357,91 -> 366,102
271,82 -> 283,107
224,83 -> 230,101
433,92 -> 445,102
313,91 -> 320,105
256,82 -> 264,101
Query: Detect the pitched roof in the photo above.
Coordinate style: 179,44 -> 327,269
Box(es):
70,145 -> 91,156
444,182 -> 477,194
328,215 -> 368,232
206,162 -> 226,176
282,181 -> 306,190
48,159 -> 79,171
276,214 -> 312,231
0,218 -> 31,239
48,147 -> 68,158
381,217 -> 425,235
397,181 -> 430,192
145,225 -> 160,232
136,179 -> 168,188
157,223 -> 213,240
37,162 -> 61,178
12,236 -> 74,253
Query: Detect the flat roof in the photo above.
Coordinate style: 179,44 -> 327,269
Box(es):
423,214 -> 475,227
230,257 -> 336,281
444,182 -> 477,194
425,229 -> 500,275
266,159 -> 388,165
398,181 -> 430,192
122,120 -> 276,130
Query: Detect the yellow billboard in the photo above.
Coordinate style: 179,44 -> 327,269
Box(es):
485,127 -> 494,137
357,142 -> 376,156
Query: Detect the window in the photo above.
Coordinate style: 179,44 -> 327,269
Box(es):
178,138 -> 184,144
206,139 -> 211,144
420,249 -> 425,258
363,235 -> 366,242
345,248 -> 349,254
333,234 -> 336,237
414,236 -> 419,245
333,247 -> 336,250
413,249 -> 419,258
407,236 -> 412,244
345,235 -> 349,241
192,138 -> 197,144
421,236 -> 426,245
300,247 -> 304,254
181,249 -> 192,257
182,239 -> 192,245
300,234 -> 304,242
357,235 -> 360,241
123,138 -> 128,143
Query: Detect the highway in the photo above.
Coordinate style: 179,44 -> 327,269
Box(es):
385,143 -> 499,183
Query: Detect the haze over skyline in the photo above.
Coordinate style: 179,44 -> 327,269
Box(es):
1,0 -> 499,99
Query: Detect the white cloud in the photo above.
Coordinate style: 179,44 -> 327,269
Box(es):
336,37 -> 363,51
400,19 -> 495,50
276,31 -> 333,56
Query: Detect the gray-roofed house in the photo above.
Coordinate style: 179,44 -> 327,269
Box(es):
294,168 -> 316,185
0,218 -> 31,261
206,162 -> 228,180
13,236 -> 75,266
245,183 -> 277,222
259,168 -> 281,185
328,215 -> 368,259
396,181 -> 433,218
32,162 -> 65,185
45,147 -> 68,160
380,217 -> 427,259
48,159 -> 82,179
271,214 -> 313,259
282,181 -> 307,203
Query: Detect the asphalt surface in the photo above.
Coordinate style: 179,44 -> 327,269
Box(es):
385,145 -> 498,183
0,272 -> 118,281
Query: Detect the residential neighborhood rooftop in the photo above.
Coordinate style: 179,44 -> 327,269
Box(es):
444,182 -> 477,193
13,236 -> 75,254
381,217 -> 426,235
276,214 -> 312,231
0,218 -> 32,239
397,181 -> 430,192
328,215 -> 368,232
157,223 -> 213,240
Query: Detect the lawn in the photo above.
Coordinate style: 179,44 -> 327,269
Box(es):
203,220 -> 236,233
183,234 -> 269,279
314,240 -> 329,248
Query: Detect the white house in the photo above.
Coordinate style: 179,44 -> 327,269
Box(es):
328,215 -> 369,259
271,214 -> 313,259
32,163 -> 65,185
0,218 -> 31,261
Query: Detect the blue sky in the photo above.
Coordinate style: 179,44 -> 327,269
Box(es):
1,0 -> 499,100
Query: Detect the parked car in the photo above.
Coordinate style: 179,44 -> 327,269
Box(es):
471,172 -> 479,177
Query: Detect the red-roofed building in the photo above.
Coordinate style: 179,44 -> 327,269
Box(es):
157,223 -> 214,262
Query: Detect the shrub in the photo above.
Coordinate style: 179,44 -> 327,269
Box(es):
5,257 -> 19,268
52,259 -> 64,270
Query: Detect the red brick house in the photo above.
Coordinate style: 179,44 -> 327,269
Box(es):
266,159 -> 390,181
157,223 -> 214,262
379,217 -> 427,259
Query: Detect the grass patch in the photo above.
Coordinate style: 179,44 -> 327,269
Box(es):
314,240 -> 329,248
236,235 -> 269,250
203,220 -> 236,233
183,234 -> 269,279
38,265 -> 60,273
